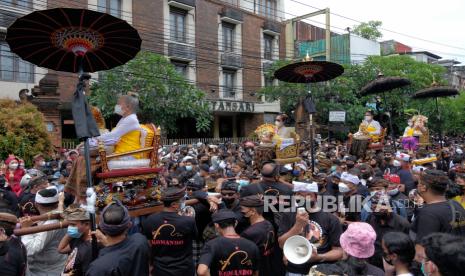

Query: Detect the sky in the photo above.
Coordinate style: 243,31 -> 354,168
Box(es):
283,0 -> 465,63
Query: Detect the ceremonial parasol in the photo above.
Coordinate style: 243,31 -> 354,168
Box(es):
6,8 -> 142,259
412,85 -> 459,148
360,73 -> 411,146
274,56 -> 344,172
274,60 -> 344,83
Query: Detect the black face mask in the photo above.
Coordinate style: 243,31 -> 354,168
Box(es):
347,162 -> 355,169
361,172 -> 371,179
374,211 -> 390,220
382,252 -> 394,266
223,197 -> 236,206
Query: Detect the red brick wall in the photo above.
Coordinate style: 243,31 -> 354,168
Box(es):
196,0 -> 221,97
395,42 -> 412,54
242,13 -> 262,102
133,0 -> 164,54
47,0 -> 87,8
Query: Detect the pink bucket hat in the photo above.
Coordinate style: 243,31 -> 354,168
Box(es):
340,222 -> 376,259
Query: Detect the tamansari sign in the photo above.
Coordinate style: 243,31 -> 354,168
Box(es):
208,100 -> 255,113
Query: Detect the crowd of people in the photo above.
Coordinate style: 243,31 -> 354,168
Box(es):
0,95 -> 464,276
0,135 -> 464,275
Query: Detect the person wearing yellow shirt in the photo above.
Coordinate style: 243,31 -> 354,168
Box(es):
354,110 -> 381,142
402,118 -> 418,153
66,95 -> 142,201
452,172 -> 465,209
89,95 -> 142,159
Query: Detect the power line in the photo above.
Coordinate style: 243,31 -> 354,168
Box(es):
288,0 -> 465,52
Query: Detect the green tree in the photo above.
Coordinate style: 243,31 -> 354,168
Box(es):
90,51 -> 212,134
259,55 -> 465,136
352,20 -> 383,41
0,100 -> 52,165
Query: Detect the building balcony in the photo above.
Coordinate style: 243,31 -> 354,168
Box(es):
168,0 -> 196,10
221,52 -> 242,69
263,20 -> 281,36
0,8 -> 29,30
220,7 -> 243,24
168,42 -> 196,61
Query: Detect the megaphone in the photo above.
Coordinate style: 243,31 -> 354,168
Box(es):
283,235 -> 313,264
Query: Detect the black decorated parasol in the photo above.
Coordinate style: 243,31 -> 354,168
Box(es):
359,73 -> 411,147
274,57 -> 344,172
274,60 -> 344,83
412,85 -> 459,148
6,8 -> 141,73
360,75 -> 411,96
6,8 -> 142,259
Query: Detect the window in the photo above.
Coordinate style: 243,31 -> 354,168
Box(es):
257,0 -> 276,19
170,8 -> 187,43
2,0 -> 32,9
0,43 -> 34,83
264,76 -> 273,87
223,70 -> 236,98
98,0 -> 122,18
264,34 -> 273,60
222,22 -> 235,52
172,61 -> 188,78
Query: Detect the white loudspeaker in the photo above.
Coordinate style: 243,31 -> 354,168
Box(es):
283,235 -> 313,264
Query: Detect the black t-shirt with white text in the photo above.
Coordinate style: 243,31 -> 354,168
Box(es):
142,211 -> 198,276
241,220 -> 275,276
62,238 -> 98,276
277,209 -> 343,274
199,236 -> 260,276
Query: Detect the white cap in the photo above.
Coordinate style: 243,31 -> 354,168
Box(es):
35,186 -> 59,204
396,152 -> 411,162
182,156 -> 194,162
296,163 -> 307,171
284,164 -> 293,170
292,181 -> 318,193
341,172 -> 360,185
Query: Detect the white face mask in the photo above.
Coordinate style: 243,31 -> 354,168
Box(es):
39,161 -> 46,167
275,120 -> 283,127
114,104 -> 124,116
408,122 -> 413,127
365,116 -> 372,122
9,162 -> 19,170
387,188 -> 399,196
338,182 -> 351,193
393,160 -> 401,167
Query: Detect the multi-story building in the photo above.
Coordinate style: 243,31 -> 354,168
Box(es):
0,0 -> 286,147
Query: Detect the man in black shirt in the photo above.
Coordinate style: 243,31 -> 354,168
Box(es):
366,193 -> 410,269
198,210 -> 260,276
58,204 -> 96,276
220,180 -> 248,233
240,162 -> 293,199
239,195 -> 276,276
142,186 -> 198,276
337,172 -> 364,225
86,201 -> 150,276
0,211 -> 27,276
278,181 -> 343,275
411,169 -> 465,260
